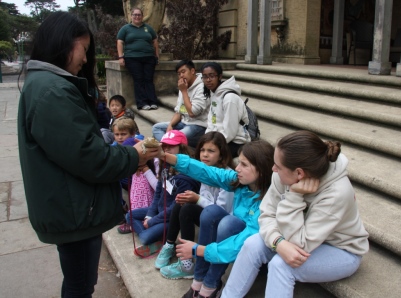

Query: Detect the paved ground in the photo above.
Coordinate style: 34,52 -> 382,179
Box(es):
0,77 -> 129,298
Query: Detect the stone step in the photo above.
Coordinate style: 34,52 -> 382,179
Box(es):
235,80 -> 401,128
224,69 -> 401,105
132,106 -> 401,298
135,101 -> 401,257
235,63 -> 401,88
149,96 -> 401,201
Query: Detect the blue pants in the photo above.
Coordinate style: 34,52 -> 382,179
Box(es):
152,121 -> 206,148
57,234 -> 102,298
194,205 -> 246,289
127,207 -> 168,245
222,233 -> 362,298
124,56 -> 158,109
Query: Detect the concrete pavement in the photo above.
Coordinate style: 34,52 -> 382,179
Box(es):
0,82 -> 129,298
0,79 -> 331,298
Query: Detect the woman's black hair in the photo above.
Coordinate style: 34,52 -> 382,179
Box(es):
30,11 -> 94,73
200,62 -> 223,99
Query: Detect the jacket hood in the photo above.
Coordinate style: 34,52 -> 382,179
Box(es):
189,73 -> 203,91
314,153 -> 349,192
214,76 -> 241,98
27,60 -> 90,99
27,60 -> 74,77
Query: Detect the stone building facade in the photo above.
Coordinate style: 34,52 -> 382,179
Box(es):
217,0 -> 401,75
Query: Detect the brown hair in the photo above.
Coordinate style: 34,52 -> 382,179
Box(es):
195,131 -> 234,169
277,130 -> 341,178
158,144 -> 194,178
112,117 -> 137,135
131,7 -> 143,15
231,140 -> 275,198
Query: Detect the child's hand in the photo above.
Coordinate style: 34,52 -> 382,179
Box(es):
176,191 -> 199,205
176,238 -> 195,259
143,218 -> 149,229
290,178 -> 320,194
276,240 -> 310,268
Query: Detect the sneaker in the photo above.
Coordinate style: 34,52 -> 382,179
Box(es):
160,259 -> 194,280
134,240 -> 163,257
150,104 -> 158,110
117,223 -> 131,234
142,105 -> 151,110
182,287 -> 199,298
198,283 -> 223,298
155,243 -> 175,269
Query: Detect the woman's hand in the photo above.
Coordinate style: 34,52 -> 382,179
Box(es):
276,240 -> 310,268
176,238 -> 196,259
133,141 -> 160,166
176,190 -> 199,205
290,177 -> 320,194
119,58 -> 125,67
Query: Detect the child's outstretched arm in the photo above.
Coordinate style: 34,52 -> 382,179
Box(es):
158,151 -> 177,165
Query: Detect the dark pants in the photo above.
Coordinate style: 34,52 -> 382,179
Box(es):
124,56 -> 158,109
57,234 -> 102,298
228,142 -> 244,158
167,203 -> 203,242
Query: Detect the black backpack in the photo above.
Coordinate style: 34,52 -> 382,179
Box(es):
223,92 -> 260,141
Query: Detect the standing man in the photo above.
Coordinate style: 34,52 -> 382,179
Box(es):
152,60 -> 210,147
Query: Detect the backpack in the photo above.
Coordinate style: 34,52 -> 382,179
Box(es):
223,92 -> 261,141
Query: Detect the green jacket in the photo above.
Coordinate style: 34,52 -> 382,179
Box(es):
18,60 -> 139,244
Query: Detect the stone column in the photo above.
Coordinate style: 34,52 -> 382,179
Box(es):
257,0 -> 273,65
368,0 -> 393,75
245,0 -> 258,64
330,0 -> 345,64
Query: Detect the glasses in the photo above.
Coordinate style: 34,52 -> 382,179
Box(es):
201,74 -> 218,81
131,14 -> 142,17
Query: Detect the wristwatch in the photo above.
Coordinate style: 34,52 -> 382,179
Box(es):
192,243 -> 199,258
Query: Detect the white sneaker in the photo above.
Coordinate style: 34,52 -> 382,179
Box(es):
142,105 -> 151,110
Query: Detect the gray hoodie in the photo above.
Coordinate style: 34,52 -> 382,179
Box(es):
206,76 -> 251,144
259,153 -> 369,255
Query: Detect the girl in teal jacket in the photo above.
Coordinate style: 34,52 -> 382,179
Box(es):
159,140 -> 274,298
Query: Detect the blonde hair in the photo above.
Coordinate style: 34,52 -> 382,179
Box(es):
112,117 -> 137,135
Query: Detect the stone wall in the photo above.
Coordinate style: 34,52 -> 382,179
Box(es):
106,60 -> 240,107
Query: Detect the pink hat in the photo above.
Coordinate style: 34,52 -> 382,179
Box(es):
160,130 -> 188,145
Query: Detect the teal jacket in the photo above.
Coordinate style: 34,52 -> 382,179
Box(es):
174,154 -> 261,264
18,61 -> 139,244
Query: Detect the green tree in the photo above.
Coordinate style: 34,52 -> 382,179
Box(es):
24,0 -> 60,22
0,40 -> 13,60
0,8 -> 11,42
0,2 -> 20,15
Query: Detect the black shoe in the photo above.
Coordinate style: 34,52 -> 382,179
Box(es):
182,287 -> 199,298
198,283 -> 223,298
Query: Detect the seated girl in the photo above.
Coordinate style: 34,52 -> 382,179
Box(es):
222,130 -> 369,298
128,130 -> 201,255
158,140 -> 275,298
154,131 -> 235,279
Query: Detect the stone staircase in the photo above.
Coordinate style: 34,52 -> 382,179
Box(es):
131,63 -> 401,298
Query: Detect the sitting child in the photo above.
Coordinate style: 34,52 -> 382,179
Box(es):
117,157 -> 159,234
111,117 -> 136,145
102,94 -> 138,144
128,130 -> 201,255
155,131 -> 235,280
158,140 -> 274,298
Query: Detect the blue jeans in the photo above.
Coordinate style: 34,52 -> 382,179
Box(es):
57,234 -> 102,298
195,205 -> 246,289
152,121 -> 206,148
222,233 -> 362,298
127,207 -> 168,245
124,56 -> 158,109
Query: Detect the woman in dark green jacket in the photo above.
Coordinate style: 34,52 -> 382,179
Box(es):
17,12 -> 159,298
